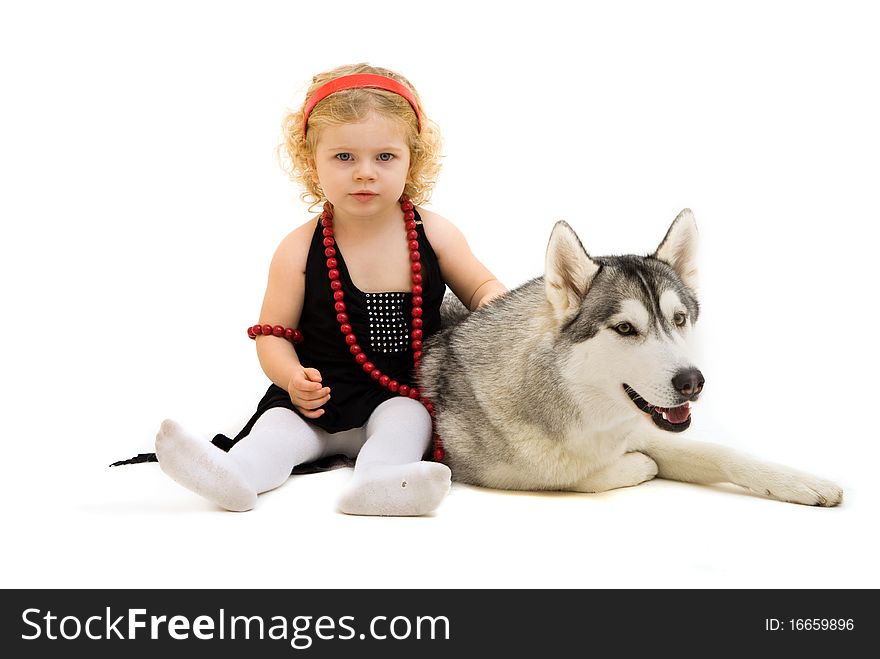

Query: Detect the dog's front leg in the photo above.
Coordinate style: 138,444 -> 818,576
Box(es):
633,434 -> 843,507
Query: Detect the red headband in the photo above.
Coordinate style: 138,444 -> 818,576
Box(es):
302,73 -> 422,135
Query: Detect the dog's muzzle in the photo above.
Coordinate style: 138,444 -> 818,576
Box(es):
623,383 -> 696,432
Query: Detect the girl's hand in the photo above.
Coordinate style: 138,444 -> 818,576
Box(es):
287,367 -> 330,418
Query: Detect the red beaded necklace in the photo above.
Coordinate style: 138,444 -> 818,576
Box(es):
248,194 -> 443,461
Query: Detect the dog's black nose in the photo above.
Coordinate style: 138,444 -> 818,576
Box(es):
672,368 -> 704,400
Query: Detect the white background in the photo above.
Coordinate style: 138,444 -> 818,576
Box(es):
1,0 -> 878,589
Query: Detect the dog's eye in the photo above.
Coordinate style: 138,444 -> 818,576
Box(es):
614,322 -> 636,336
673,312 -> 687,327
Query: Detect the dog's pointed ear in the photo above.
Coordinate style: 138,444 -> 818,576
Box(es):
545,221 -> 600,322
654,208 -> 699,291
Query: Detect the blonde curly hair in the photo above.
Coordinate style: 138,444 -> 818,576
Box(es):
279,63 -> 443,207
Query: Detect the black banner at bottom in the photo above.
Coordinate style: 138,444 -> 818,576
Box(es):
1,588 -> 872,656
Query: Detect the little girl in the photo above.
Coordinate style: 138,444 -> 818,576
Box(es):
155,63 -> 506,516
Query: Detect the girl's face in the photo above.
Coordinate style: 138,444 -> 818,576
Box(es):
312,112 -> 411,218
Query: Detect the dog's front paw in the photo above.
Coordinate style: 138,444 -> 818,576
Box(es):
625,451 -> 660,485
753,471 -> 843,507
571,452 -> 658,493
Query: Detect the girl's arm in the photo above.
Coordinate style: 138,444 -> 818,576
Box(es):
255,220 -> 330,418
420,209 -> 507,310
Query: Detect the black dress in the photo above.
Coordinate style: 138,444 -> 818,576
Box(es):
211,208 -> 446,450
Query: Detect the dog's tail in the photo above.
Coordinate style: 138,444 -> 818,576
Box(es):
440,291 -> 470,328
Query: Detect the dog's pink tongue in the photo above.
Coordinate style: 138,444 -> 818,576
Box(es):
666,403 -> 690,424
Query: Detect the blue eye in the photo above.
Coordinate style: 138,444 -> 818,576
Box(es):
378,153 -> 394,162
335,153 -> 353,162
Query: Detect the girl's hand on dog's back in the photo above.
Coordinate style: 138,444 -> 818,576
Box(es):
287,367 -> 330,418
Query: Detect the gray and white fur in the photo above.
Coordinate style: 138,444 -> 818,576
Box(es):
418,209 -> 842,506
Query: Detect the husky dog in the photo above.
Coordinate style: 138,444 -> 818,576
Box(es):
418,210 -> 842,506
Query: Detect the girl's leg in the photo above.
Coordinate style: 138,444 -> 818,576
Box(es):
337,397 -> 452,516
156,408 -> 359,512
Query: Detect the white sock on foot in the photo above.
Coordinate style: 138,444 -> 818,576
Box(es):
155,419 -> 257,512
337,461 -> 451,516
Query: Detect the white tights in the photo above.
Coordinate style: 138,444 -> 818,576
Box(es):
154,397 -> 451,515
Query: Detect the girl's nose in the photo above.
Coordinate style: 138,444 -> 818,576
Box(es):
354,161 -> 377,181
